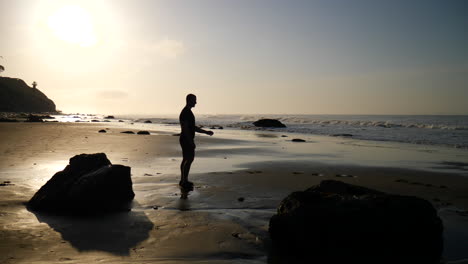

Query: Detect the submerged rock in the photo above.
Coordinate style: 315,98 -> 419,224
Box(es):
25,114 -> 44,122
253,119 -> 286,128
121,131 -> 135,134
332,133 -> 353,137
0,118 -> 19,122
269,180 -> 443,264
28,153 -> 134,214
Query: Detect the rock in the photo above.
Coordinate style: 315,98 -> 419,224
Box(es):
91,120 -> 100,122
98,129 -> 106,133
0,181 -> 14,186
121,131 -> 135,134
238,197 -> 245,202
27,153 -> 134,214
105,115 -> 115,119
0,77 -> 56,112
25,114 -> 44,122
269,180 -> 443,263
291,138 -> 305,142
118,120 -> 124,122
253,119 -> 286,128
137,131 -> 150,135
281,135 -> 288,137
144,120 -> 152,123
332,134 -> 353,137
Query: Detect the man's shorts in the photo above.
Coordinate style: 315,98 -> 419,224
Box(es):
180,138 -> 195,159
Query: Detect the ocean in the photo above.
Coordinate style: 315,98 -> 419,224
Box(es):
124,114 -> 468,150
53,114 -> 468,150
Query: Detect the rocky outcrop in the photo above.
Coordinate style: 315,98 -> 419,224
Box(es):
253,119 -> 286,128
269,180 -> 443,264
28,153 -> 134,214
0,77 -> 56,112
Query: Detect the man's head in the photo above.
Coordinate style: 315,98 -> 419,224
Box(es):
186,94 -> 197,108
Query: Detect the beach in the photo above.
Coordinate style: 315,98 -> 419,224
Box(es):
1,121 -> 468,264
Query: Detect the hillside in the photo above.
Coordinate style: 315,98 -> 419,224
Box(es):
0,77 -> 56,112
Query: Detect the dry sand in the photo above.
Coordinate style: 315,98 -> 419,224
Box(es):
1,122 -> 468,263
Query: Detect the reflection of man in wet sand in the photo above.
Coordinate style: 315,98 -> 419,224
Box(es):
179,94 -> 214,188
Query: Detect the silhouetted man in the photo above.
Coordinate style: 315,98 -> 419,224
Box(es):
179,94 -> 213,188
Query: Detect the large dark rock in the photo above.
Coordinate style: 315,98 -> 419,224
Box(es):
0,77 -> 56,112
253,119 -> 286,128
291,138 -> 306,142
28,153 -> 134,214
269,180 -> 443,264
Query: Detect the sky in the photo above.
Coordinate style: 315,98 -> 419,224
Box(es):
0,0 -> 467,115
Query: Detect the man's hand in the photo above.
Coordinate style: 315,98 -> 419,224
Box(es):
206,131 -> 214,136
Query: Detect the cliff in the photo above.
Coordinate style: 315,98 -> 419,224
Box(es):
0,77 -> 56,112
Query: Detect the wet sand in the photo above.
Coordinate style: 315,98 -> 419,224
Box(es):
1,122 -> 468,263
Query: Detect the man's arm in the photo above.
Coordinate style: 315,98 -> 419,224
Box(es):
195,126 -> 214,136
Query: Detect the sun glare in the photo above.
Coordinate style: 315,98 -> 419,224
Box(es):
47,5 -> 97,47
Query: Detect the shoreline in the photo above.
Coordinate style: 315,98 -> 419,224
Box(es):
1,122 -> 468,263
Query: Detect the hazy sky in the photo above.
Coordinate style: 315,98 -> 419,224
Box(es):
1,0 -> 467,115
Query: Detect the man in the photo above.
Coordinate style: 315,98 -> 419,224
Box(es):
179,94 -> 213,188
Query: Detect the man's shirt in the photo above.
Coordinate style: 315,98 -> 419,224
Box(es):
179,107 -> 195,140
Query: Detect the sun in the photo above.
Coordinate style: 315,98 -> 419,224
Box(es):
47,5 -> 97,47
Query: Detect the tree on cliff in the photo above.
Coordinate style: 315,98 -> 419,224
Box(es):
32,81 -> 37,89
0,56 -> 4,74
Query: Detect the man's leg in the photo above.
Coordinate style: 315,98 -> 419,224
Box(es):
182,157 -> 193,183
180,159 -> 186,183
180,143 -> 195,186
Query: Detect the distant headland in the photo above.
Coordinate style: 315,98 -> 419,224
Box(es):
0,77 -> 56,112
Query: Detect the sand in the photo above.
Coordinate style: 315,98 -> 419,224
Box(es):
1,122 -> 468,263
